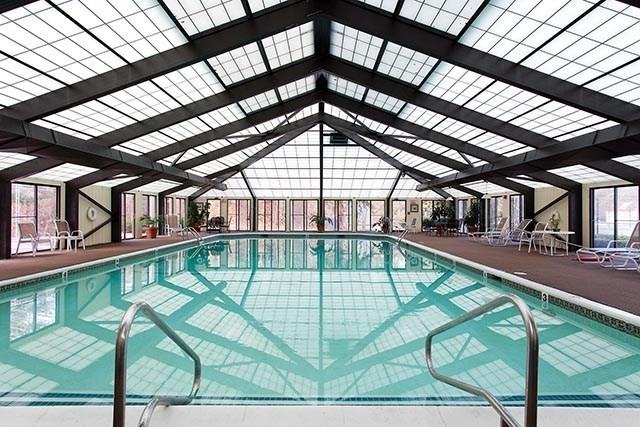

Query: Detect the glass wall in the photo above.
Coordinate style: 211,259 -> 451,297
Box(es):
457,199 -> 469,230
227,199 -> 251,231
121,193 -> 135,240
422,200 -> 436,230
176,198 -> 187,224
324,200 -> 352,231
291,199 -> 318,231
356,200 -> 385,231
141,194 -> 156,237
164,196 -> 174,216
591,186 -> 639,247
488,196 -> 506,229
510,194 -> 524,229
392,200 -> 406,231
257,199 -> 286,231
10,288 -> 57,341
11,183 -> 59,254
207,199 -> 221,223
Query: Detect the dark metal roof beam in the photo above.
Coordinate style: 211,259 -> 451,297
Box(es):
322,0 -> 640,122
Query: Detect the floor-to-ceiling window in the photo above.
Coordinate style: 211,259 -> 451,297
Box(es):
324,200 -> 352,231
356,200 -> 385,231
9,288 -> 57,340
510,194 -> 524,229
591,185 -> 639,247
227,199 -> 251,231
291,199 -> 318,231
488,196 -> 506,229
257,199 -> 286,231
165,196 -> 174,216
11,183 -> 60,254
422,200 -> 436,230
175,198 -> 187,225
121,193 -> 135,240
457,199 -> 469,231
392,200 -> 406,231
141,194 -> 156,236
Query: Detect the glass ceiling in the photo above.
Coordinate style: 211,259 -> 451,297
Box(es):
0,0 -> 639,196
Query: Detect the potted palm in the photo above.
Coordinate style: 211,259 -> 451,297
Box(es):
549,211 -> 561,232
187,201 -> 208,232
309,215 -> 333,232
464,200 -> 481,233
140,215 -> 160,239
376,216 -> 391,234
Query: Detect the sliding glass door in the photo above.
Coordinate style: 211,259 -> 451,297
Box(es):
257,199 -> 286,231
291,200 -> 318,231
356,200 -> 384,231
592,186 -> 639,247
121,193 -> 135,240
11,183 -> 60,254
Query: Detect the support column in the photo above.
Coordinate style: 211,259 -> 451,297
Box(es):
0,179 -> 11,259
319,107 -> 325,218
158,193 -> 166,235
65,184 -> 80,231
568,186 -> 583,246
480,198 -> 487,232
111,189 -> 122,243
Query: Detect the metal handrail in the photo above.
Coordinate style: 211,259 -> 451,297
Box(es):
113,302 -> 202,427
425,294 -> 539,427
397,229 -> 409,244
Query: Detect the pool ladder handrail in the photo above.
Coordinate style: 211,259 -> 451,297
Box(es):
397,229 -> 409,244
183,227 -> 202,240
425,294 -> 539,427
113,302 -> 201,427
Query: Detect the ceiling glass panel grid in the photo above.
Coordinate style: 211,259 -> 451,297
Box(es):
93,174 -> 139,188
364,89 -> 405,113
238,89 -> 279,113
392,175 -> 443,199
507,176 -> 551,189
330,22 -> 383,69
0,152 -> 36,170
521,1 -> 640,86
54,0 -> 187,63
325,103 -> 358,122
368,138 -> 456,176
134,179 -> 182,193
168,186 -> 199,197
189,140 -> 272,176
201,173 -> 251,198
261,22 -> 314,69
585,61 -> 640,106
377,41 -> 438,85
460,0 -> 598,63
0,52 -> 65,106
29,162 -> 97,181
288,103 -> 319,122
464,180 -> 522,195
327,75 -> 367,100
151,61 -> 225,104
548,164 -> 628,184
613,155 -> 640,170
248,0 -> 287,14
356,0 -> 398,13
400,0 -> 486,36
162,0 -> 245,36
207,42 -> 267,85
278,75 -> 316,100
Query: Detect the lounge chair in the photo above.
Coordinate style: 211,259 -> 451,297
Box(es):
489,219 -> 532,246
469,217 -> 509,244
165,214 -> 184,236
519,221 -> 548,253
15,222 -> 53,256
576,221 -> 640,266
608,247 -> 640,271
53,219 -> 86,251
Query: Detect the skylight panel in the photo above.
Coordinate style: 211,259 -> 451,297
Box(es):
262,22 -> 314,69
585,59 -> 640,106
420,62 -> 494,105
202,173 -> 250,197
198,104 -> 246,128
393,176 -> 434,198
355,116 -> 389,133
327,75 -> 367,100
36,100 -> 136,138
0,1 -> 126,86
152,62 -> 225,105
238,90 -> 279,113
377,42 -> 438,85
134,179 -> 182,193
464,81 -> 549,122
400,0 -> 485,36
324,103 -> 356,122
507,176 -> 551,189
548,164 -> 623,184
247,0 -> 287,14
30,163 -> 97,181
278,76 -> 316,100
465,180 -> 517,194
189,159 -> 230,177
460,0 -> 596,62
0,53 -> 64,106
54,0 -> 187,63
398,103 -> 447,128
163,0 -> 245,35
613,155 -> 640,170
364,89 -> 405,113
357,0 -> 398,13
288,104 -> 319,121
522,2 -> 640,85
98,81 -> 180,121
169,186 -> 199,197
94,174 -> 139,187
0,152 -> 35,170
207,42 -> 267,85
330,23 -> 383,69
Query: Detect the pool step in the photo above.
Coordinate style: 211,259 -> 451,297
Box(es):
2,406 -> 639,427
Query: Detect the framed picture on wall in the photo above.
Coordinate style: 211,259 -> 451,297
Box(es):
409,203 -> 419,213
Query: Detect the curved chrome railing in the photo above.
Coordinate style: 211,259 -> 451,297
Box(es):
113,302 -> 201,427
425,294 -> 539,427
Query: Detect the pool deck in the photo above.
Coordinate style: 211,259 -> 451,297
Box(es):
0,232 -> 639,316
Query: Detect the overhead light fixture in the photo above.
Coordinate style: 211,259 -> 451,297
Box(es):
482,180 -> 490,199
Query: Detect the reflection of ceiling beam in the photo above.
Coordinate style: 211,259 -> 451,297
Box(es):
322,0 -> 640,122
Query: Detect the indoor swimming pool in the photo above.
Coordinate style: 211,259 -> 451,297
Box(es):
0,236 -> 639,407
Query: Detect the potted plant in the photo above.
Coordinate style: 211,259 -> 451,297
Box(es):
549,211 -> 561,232
376,216 -> 391,234
309,215 -> 333,232
431,201 -> 455,235
187,201 -> 209,232
464,200 -> 481,233
140,215 -> 160,239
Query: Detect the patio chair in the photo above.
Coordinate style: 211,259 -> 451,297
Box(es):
519,222 -> 548,253
469,217 -> 509,243
15,222 -> 53,256
53,219 -> 86,251
576,221 -> 640,266
165,214 -> 184,236
489,219 -> 533,246
608,247 -> 640,271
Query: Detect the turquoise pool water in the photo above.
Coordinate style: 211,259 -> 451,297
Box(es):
0,236 -> 639,407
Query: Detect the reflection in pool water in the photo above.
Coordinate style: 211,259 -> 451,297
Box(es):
1,237 -> 639,407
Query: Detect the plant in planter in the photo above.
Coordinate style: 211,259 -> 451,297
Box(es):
549,211 -> 561,231
187,201 -> 209,232
375,216 -> 392,234
309,215 -> 333,232
140,215 -> 160,239
422,217 -> 434,231
431,200 -> 455,234
463,200 -> 481,233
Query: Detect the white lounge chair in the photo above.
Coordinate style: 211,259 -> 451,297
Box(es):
469,217 -> 509,244
519,222 -> 548,253
165,214 -> 185,236
489,218 -> 533,246
576,221 -> 640,266
53,219 -> 86,251
15,222 -> 53,256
